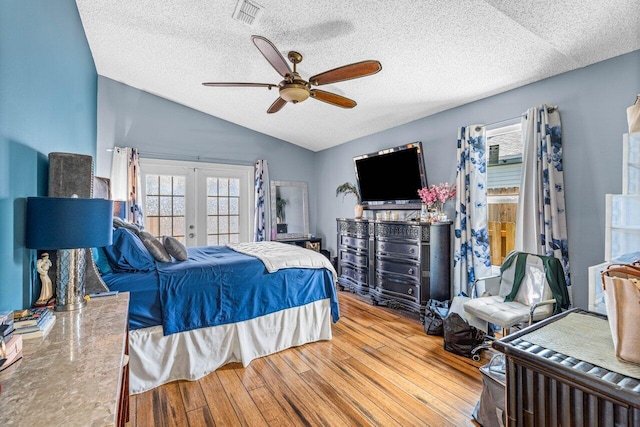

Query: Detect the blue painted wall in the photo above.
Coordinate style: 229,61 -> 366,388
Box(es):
0,0 -> 97,310
315,50 -> 640,310
95,76 -> 318,230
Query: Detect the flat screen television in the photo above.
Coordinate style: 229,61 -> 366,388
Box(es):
353,141 -> 427,210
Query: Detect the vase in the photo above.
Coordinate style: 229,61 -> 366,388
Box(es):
420,204 -> 429,221
354,204 -> 363,219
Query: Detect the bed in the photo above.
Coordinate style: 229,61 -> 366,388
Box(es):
99,228 -> 339,394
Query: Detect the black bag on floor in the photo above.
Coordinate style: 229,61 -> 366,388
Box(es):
423,299 -> 450,336
443,312 -> 486,358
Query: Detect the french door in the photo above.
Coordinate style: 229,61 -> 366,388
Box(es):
139,159 -> 254,247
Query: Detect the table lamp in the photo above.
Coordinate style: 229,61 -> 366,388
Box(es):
26,196 -> 113,311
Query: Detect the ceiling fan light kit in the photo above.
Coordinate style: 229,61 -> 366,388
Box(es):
279,84 -> 310,103
202,35 -> 381,114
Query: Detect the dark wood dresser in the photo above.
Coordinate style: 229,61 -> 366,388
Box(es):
337,218 -> 451,321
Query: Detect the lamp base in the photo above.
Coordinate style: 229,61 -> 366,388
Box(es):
54,297 -> 86,312
55,248 -> 87,312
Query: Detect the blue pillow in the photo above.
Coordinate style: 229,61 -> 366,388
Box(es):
91,246 -> 113,275
103,228 -> 155,272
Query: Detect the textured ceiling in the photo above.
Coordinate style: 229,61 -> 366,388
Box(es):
76,0 -> 640,152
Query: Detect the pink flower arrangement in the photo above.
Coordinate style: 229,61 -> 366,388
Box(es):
418,183 -> 456,208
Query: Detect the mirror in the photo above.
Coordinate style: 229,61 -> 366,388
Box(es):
270,180 -> 309,240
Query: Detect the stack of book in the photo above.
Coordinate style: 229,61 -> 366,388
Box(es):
13,307 -> 56,340
1,311 -> 14,343
0,335 -> 23,373
1,311 -> 23,373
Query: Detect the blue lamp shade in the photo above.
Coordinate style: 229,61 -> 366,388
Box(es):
26,197 -> 113,250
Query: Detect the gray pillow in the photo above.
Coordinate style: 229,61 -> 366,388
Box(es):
112,217 -> 141,235
163,236 -> 188,261
139,231 -> 171,263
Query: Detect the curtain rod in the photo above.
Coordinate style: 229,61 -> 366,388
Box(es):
136,150 -> 254,166
482,105 -> 558,130
485,115 -> 521,128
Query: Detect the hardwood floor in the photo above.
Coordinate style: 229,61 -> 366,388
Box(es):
128,292 -> 489,426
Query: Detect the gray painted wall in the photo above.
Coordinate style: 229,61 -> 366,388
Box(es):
96,76 -> 319,232
315,50 -> 640,310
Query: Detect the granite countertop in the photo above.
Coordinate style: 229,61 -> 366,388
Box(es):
0,293 -> 129,426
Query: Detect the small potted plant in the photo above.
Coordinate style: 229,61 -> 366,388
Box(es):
336,182 -> 363,219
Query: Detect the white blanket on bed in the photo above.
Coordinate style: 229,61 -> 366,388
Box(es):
227,241 -> 337,281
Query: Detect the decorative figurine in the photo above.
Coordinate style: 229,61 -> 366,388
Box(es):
36,252 -> 53,305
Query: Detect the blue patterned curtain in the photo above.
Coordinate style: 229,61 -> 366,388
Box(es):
253,159 -> 269,241
516,105 -> 571,301
453,125 -> 492,295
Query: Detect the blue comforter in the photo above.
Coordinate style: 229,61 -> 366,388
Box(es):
157,246 -> 339,335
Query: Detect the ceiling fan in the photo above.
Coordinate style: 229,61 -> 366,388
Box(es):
202,35 -> 382,114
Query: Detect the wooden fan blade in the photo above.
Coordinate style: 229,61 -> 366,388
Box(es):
251,35 -> 292,78
311,90 -> 357,109
267,97 -> 287,114
310,60 -> 382,86
202,82 -> 276,89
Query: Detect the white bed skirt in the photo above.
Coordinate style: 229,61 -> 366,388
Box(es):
129,298 -> 333,394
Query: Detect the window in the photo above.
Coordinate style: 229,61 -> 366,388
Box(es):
144,174 -> 187,241
486,123 -> 522,265
139,159 -> 253,246
204,176 -> 241,245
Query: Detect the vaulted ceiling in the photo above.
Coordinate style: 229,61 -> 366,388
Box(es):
76,0 -> 640,151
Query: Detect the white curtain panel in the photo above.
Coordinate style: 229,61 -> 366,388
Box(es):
110,147 -> 129,201
453,125 -> 492,296
128,148 -> 143,226
253,159 -> 269,241
516,105 -> 571,300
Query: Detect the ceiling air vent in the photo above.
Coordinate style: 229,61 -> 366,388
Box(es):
232,0 -> 264,27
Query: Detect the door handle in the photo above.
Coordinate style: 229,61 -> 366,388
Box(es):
189,233 -> 195,238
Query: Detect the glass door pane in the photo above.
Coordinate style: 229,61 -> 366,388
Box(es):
205,176 -> 241,245
143,174 -> 187,242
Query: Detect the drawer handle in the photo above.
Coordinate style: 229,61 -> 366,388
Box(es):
409,248 -> 415,254
408,268 -> 414,275
407,288 -> 413,295
380,244 -> 385,250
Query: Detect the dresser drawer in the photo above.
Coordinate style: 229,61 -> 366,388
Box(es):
376,258 -> 420,282
376,240 -> 419,259
340,234 -> 369,250
375,274 -> 420,303
340,265 -> 368,285
339,249 -> 368,268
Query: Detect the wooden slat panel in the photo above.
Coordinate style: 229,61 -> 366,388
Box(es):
504,221 -> 515,255
489,221 -> 502,266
